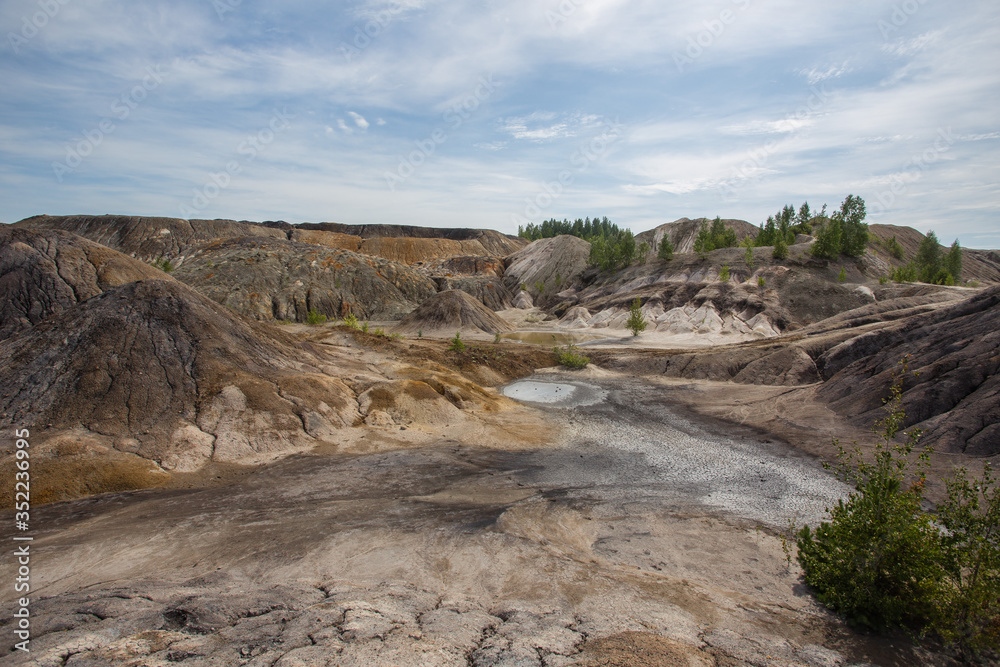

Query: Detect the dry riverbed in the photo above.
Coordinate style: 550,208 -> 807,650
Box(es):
1,374 -> 949,666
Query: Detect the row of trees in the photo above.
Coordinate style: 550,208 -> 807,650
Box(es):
755,202 -> 816,247
810,195 -> 870,259
693,217 -> 739,253
518,216 -> 624,242
891,231 -> 963,285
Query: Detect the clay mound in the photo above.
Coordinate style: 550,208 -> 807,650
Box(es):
0,279 -> 359,475
434,276 -> 512,310
294,222 -> 526,256
0,226 -> 170,340
635,217 -> 758,256
816,286 -> 1000,455
503,235 -> 592,307
173,237 -> 437,321
394,290 -> 513,335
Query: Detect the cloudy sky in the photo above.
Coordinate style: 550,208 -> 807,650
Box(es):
2,1 -> 998,246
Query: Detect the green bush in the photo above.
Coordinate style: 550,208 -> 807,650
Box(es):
306,309 -> 327,325
658,235 -> 674,261
772,236 -> 789,260
152,257 -> 175,273
626,298 -> 647,337
449,331 -> 465,352
342,313 -> 360,330
838,266 -> 847,283
718,264 -> 730,282
553,344 -> 589,369
796,360 -> 1000,657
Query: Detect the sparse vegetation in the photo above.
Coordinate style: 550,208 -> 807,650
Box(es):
744,242 -> 756,271
152,256 -> 175,273
694,217 -> 738,254
449,331 -> 466,352
494,332 -> 502,344
811,195 -> 868,260
626,298 -> 647,337
718,264 -> 730,282
553,343 -> 589,369
637,241 -> 650,264
772,236 -> 789,260
796,360 -> 1000,658
757,275 -> 766,288
838,267 -> 847,283
306,308 -> 327,325
342,313 -> 361,330
891,232 -> 963,285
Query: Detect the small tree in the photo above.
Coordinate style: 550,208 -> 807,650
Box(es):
625,298 -> 647,336
449,331 -> 465,352
796,361 -> 943,631
772,236 -> 789,260
636,241 -> 650,264
718,264 -> 730,282
745,244 -> 756,270
812,216 -> 842,260
945,240 -> 963,284
658,234 -> 674,261
838,266 -> 847,283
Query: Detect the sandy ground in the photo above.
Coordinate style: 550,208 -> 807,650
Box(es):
0,373 -> 952,666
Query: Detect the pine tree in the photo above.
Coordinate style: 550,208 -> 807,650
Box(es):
658,234 -> 674,261
626,298 -> 647,336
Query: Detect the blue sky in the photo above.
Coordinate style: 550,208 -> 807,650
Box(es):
2,1 -> 998,247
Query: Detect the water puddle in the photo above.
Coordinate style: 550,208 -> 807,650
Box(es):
502,380 -> 607,409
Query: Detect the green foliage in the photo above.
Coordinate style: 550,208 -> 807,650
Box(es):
757,202 -> 811,247
448,331 -> 465,352
342,313 -> 360,330
519,282 -> 527,292
886,235 -> 905,260
796,361 -> 1000,657
757,275 -> 766,288
935,464 -> 1000,657
625,298 -> 647,337
657,234 -> 674,261
772,236 -> 789,260
718,264 -> 730,282
494,332 -> 502,344
810,195 -> 868,259
535,280 -> 545,294
417,329 -> 423,338
553,344 -> 589,369
945,239 -> 963,284
879,275 -> 889,285
152,256 -> 175,273
519,216 -> 622,242
838,266 -> 847,283
637,241 -> 650,264
745,244 -> 756,271
361,321 -> 369,334
893,232 -> 962,285
797,362 -> 941,631
694,217 -> 739,255
306,308 -> 327,325
811,216 -> 842,260
588,228 -> 639,272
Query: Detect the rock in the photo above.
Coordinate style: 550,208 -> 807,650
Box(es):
0,227 -> 168,339
512,291 -> 533,310
394,290 -> 513,336
434,276 -> 513,310
817,286 -> 1000,455
733,347 -> 820,386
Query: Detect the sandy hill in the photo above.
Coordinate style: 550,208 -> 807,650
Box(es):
867,223 -> 1000,283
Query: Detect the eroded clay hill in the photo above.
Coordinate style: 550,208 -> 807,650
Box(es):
394,290 -> 514,336
13,215 -> 525,323
0,226 -> 169,339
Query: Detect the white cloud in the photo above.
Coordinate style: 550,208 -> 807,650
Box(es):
348,111 -> 370,130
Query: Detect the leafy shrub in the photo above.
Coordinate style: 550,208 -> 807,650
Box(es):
306,308 -> 327,325
745,244 -> 756,270
796,360 -> 1000,657
718,264 -> 730,282
757,275 -> 766,288
152,257 -> 174,273
838,266 -> 847,283
449,331 -> 465,352
361,321 -> 369,333
342,313 -> 360,330
554,344 -> 589,369
626,298 -> 647,336
494,332 -> 502,344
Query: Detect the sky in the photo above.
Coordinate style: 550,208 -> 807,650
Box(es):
1,1 -> 999,247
